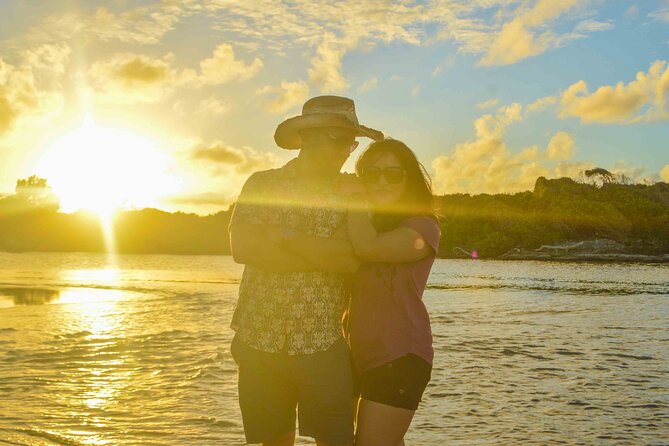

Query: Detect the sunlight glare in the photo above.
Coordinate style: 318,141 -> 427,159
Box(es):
35,115 -> 181,218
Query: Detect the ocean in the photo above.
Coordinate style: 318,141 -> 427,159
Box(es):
0,252 -> 667,445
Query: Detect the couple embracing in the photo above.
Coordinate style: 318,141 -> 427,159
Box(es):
228,95 -> 440,446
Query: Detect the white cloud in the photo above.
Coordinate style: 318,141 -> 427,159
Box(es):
0,55 -> 63,137
198,44 -> 263,86
189,141 -> 277,175
22,4 -> 190,46
649,1 -> 669,22
546,131 -> 575,160
477,98 -> 499,109
87,44 -> 264,103
661,164 -> 669,182
88,53 -> 177,103
358,77 -> 378,93
263,80 -> 310,114
479,0 -> 581,66
431,102 -> 590,194
307,33 -> 355,93
527,95 -> 558,113
559,60 -> 669,124
198,97 -> 228,115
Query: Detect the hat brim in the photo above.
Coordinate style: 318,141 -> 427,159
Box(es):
274,113 -> 384,150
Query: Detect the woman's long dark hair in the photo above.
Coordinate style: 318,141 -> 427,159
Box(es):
355,138 -> 436,232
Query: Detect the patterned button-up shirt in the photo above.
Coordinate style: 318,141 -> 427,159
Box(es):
229,158 -> 351,355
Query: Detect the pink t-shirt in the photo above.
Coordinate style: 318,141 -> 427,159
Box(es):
346,216 -> 440,373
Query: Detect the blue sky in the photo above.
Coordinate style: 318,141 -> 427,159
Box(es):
0,0 -> 667,214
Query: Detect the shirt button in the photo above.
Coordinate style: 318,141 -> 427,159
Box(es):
399,389 -> 405,394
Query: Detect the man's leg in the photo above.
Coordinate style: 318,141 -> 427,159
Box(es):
294,339 -> 355,446
264,430 -> 296,446
232,336 -> 298,445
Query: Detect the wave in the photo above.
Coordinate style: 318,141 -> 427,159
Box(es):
0,427 -> 84,445
426,282 -> 669,296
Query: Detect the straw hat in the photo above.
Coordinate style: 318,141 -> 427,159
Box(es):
274,95 -> 384,150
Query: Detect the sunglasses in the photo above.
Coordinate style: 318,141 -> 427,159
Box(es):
314,129 -> 360,153
361,166 -> 406,184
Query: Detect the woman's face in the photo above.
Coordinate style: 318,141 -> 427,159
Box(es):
361,152 -> 407,206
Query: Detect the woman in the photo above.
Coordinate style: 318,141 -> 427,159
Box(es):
345,138 -> 440,446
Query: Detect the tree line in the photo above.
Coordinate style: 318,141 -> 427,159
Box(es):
1,173 -> 667,258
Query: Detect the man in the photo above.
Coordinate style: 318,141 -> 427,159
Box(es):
229,96 -> 383,446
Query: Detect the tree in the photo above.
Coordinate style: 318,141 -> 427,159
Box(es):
14,175 -> 59,210
584,167 -> 614,187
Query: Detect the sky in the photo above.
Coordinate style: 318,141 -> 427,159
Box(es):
0,0 -> 668,215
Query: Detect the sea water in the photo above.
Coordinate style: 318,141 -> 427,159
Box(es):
0,252 -> 667,445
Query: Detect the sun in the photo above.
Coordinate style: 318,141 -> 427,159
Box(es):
34,115 -> 181,219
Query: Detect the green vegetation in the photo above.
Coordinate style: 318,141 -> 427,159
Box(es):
1,175 -> 668,258
436,177 -> 669,258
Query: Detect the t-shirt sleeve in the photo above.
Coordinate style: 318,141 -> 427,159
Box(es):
228,172 -> 268,232
401,216 -> 441,255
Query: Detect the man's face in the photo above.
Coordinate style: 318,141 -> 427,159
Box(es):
306,126 -> 359,172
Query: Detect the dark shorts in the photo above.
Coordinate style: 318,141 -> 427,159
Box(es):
357,354 -> 432,411
230,335 -> 354,445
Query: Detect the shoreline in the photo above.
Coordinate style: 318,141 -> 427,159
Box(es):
2,249 -> 668,263
443,253 -> 669,263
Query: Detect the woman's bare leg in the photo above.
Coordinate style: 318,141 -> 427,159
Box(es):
354,399 -> 415,446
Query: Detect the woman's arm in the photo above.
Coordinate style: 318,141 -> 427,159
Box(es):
347,206 -> 434,263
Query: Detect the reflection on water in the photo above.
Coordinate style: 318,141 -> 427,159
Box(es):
0,287 -> 61,306
0,287 -> 128,308
0,253 -> 667,445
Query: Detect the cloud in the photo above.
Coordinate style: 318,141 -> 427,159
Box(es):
649,2 -> 669,22
559,60 -> 669,123
554,161 -> 595,178
0,56 -> 62,137
661,165 -> 669,182
88,53 -> 176,103
610,160 -> 650,182
431,103 -> 537,194
198,97 -> 228,115
87,44 -> 264,103
263,80 -> 310,114
527,95 -> 558,113
431,103 -> 587,194
198,44 -> 263,85
479,0 -> 580,66
357,77 -> 378,93
189,142 -> 277,175
477,98 -> 499,109
23,4 -> 189,46
546,131 -> 575,160
572,19 -> 613,33
625,5 -> 639,18
21,43 -> 71,76
307,33 -> 354,93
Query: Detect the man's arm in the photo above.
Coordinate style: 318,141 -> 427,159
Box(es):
230,223 -> 314,272
229,172 -> 312,272
280,226 -> 361,274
